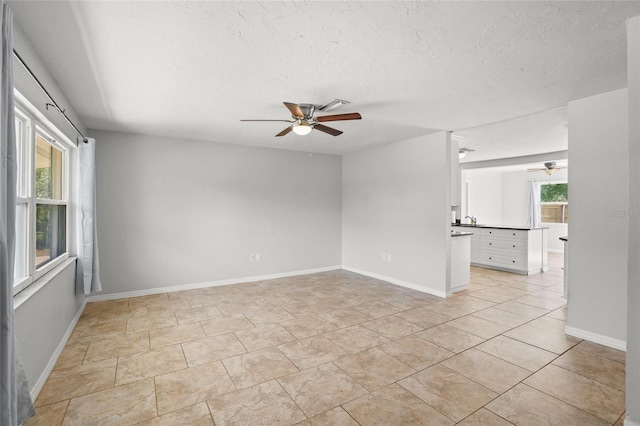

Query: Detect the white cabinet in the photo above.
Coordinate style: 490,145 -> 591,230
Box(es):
453,226 -> 547,275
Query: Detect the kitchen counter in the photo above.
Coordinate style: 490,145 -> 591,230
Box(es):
451,231 -> 474,237
452,223 -> 549,231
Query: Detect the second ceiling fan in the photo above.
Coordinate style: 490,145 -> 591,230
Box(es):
241,99 -> 362,137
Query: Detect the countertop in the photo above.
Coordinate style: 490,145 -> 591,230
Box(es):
451,223 -> 549,231
451,231 -> 474,237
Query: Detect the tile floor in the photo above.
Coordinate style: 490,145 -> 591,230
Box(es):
26,253 -> 627,425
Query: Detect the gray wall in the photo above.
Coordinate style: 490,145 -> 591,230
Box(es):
567,88 -> 628,346
14,262 -> 84,393
12,20 -> 86,396
93,130 -> 343,295
626,15 -> 639,426
342,132 -> 451,296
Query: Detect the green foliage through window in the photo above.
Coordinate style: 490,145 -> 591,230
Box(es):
541,183 -> 568,202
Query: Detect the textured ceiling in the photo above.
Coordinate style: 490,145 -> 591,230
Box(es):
9,1 -> 640,157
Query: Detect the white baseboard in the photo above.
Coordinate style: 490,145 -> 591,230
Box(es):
30,298 -> 88,401
624,419 -> 640,426
564,325 -> 626,351
341,266 -> 447,299
87,265 -> 343,302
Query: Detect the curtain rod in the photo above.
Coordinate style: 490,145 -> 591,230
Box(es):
12,48 -> 88,144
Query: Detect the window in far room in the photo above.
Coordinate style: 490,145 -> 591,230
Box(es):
541,182 -> 568,223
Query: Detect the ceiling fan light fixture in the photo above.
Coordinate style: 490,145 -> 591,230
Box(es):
292,122 -> 312,136
459,147 -> 475,159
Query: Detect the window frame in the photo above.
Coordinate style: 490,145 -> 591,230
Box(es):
13,92 -> 75,296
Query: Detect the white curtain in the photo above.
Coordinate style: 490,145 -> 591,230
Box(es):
75,137 -> 101,295
0,3 -> 35,424
528,180 -> 542,229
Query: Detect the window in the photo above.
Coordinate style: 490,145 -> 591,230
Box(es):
13,94 -> 74,295
541,183 -> 568,224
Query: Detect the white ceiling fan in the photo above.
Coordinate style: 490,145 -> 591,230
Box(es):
527,161 -> 567,175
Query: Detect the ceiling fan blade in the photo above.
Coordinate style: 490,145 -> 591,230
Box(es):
314,123 -> 343,136
275,126 -> 292,137
283,102 -> 304,118
241,119 -> 294,122
316,112 -> 362,122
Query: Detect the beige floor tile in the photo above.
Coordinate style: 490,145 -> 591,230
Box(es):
53,341 -> 89,370
456,408 -> 513,425
512,295 -> 566,310
469,287 -> 528,303
296,407 -> 359,426
217,300 -> 266,316
415,324 -> 485,353
277,335 -> 348,370
392,307 -> 450,328
574,340 -> 626,364
353,300 -> 403,318
504,323 -> 581,354
222,347 -> 298,389
186,294 -> 228,309
441,349 -> 530,393
135,402 -> 213,426
280,315 -> 336,339
486,383 -> 609,426
343,383 -> 453,426
552,347 -> 626,391
68,320 -> 126,343
545,307 -> 567,321
475,335 -> 557,372
332,347 -> 415,392
207,380 -> 306,426
155,361 -> 236,415
167,288 -> 207,300
127,293 -> 170,307
446,315 -> 511,339
379,335 -> 454,370
84,331 -> 150,362
500,281 -> 546,293
83,299 -> 130,315
36,358 -> 117,406
174,305 -> 223,324
150,323 -> 207,348
25,400 -> 69,426
244,308 -> 296,326
323,325 -> 389,354
317,308 -> 373,328
234,323 -> 296,352
526,316 -> 567,334
115,344 -> 187,385
470,307 -> 531,328
126,312 -> 179,333
423,297 -> 495,319
278,362 -> 368,417
524,364 -> 625,423
492,301 -> 549,319
384,295 -> 432,310
200,314 -> 254,336
182,333 -> 246,366
63,378 -> 156,425
528,289 -> 566,302
398,365 -> 497,423
97,307 -> 148,324
361,315 -> 423,339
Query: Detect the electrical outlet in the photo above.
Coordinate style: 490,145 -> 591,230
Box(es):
388,254 -> 392,262
249,253 -> 255,262
382,252 -> 388,261
255,253 -> 261,261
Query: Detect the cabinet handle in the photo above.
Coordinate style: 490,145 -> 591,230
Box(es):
513,245 -> 516,248
512,260 -> 516,263
489,257 -> 492,260
513,233 -> 516,236
489,243 -> 492,245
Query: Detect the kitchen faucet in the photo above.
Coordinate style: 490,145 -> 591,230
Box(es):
465,215 -> 477,226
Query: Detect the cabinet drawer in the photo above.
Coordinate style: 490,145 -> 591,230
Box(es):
481,238 -> 526,252
480,228 -> 528,240
481,253 -> 527,270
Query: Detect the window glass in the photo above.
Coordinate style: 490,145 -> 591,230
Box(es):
14,203 -> 28,282
35,133 -> 63,200
35,204 -> 67,269
541,183 -> 568,224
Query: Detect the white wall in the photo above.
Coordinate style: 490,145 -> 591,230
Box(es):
342,132 -> 451,297
460,169 -> 502,225
567,88 -> 628,347
93,130 -> 342,295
